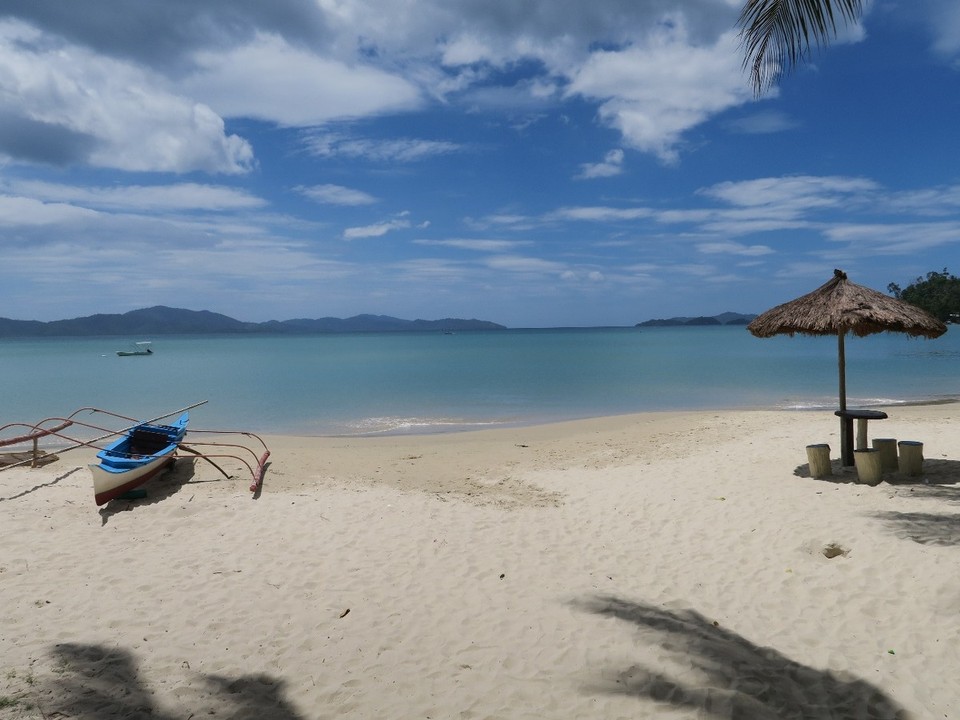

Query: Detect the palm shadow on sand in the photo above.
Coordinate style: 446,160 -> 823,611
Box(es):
788,453 -> 960,547
38,642 -> 305,720
872,510 -> 960,547
573,595 -> 909,719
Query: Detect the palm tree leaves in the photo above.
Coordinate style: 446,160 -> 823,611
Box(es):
738,0 -> 864,93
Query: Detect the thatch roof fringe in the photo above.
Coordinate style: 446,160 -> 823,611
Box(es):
747,269 -> 947,339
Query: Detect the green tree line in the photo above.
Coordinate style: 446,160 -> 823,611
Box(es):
888,270 -> 960,323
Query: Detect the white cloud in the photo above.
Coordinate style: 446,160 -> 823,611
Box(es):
889,185 -> 960,215
0,2 -> 760,171
549,206 -> 652,222
415,239 -> 530,252
299,184 -> 377,206
577,148 -> 625,179
4,180 -> 265,211
566,20 -> 752,163
927,0 -> 960,57
696,241 -> 774,256
0,194 -> 99,226
483,214 -> 534,226
0,20 -> 253,174
303,132 -> 462,162
823,221 -> 960,254
184,32 -> 422,125
343,217 -> 412,239
700,176 -> 880,213
485,255 -> 567,274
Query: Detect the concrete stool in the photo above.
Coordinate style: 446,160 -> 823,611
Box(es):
805,443 -> 831,479
898,441 -> 924,477
872,438 -> 898,472
854,448 -> 883,486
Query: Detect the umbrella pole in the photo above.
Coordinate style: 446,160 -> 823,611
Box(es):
838,330 -> 846,413
838,331 -> 852,466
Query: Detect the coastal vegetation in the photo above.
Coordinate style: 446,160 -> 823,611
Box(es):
888,270 -> 960,323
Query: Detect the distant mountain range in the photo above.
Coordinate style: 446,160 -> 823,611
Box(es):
0,306 -> 759,337
0,306 -> 507,337
636,312 -> 756,327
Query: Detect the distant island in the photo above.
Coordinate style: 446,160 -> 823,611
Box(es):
636,312 -> 756,328
0,306 -> 506,338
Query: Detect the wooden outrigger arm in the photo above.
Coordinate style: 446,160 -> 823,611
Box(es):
178,429 -> 271,493
177,444 -> 232,479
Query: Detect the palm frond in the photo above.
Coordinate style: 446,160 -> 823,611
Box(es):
738,0 -> 864,94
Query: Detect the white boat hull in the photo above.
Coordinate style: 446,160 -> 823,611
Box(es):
90,449 -> 175,505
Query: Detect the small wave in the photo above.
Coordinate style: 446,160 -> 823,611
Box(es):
778,396 -> 958,411
341,416 -> 512,436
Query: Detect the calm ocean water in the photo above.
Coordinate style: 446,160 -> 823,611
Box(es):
2,326 -> 958,436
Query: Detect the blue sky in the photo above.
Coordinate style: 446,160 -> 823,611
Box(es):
2,1 -> 960,327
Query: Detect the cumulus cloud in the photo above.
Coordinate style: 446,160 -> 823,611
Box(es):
183,33 -> 422,125
566,19 -> 752,163
0,20 -> 253,174
0,0 -> 333,71
0,1 -> 759,171
5,0 -> 955,176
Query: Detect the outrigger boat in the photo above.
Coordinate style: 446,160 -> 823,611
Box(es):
117,341 -> 153,356
90,413 -> 188,504
0,401 -> 270,506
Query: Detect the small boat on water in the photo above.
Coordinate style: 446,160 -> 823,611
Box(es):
117,341 -> 153,356
89,413 -> 188,505
0,402 -> 270,506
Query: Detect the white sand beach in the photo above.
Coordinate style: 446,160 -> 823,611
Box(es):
2,406 -> 959,719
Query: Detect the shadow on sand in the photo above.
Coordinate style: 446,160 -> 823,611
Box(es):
31,642 -> 305,720
98,458 -> 196,524
794,456 -> 960,488
0,465 -> 84,502
790,456 -> 960,547
872,510 -> 960,547
573,595 -> 909,719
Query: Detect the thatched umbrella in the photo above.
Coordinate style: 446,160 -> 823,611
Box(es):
748,269 -> 947,464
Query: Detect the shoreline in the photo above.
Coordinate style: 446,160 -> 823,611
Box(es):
2,405 -> 959,718
5,397 -> 959,457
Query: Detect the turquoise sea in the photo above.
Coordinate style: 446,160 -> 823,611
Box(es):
2,326 -> 958,436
